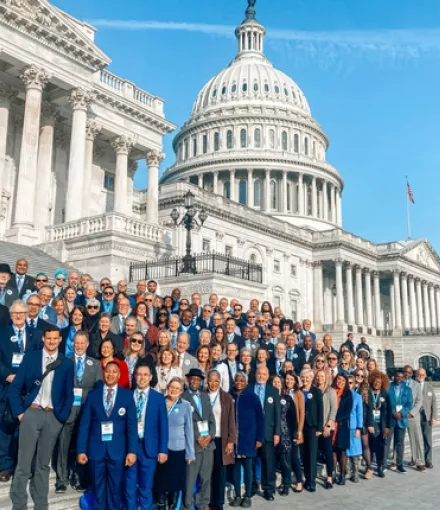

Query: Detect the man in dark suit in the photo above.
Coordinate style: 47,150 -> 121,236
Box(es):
182,369 -> 216,510
55,331 -> 102,493
0,300 -> 43,481
8,326 -> 74,509
0,303 -> 9,327
6,259 -> 35,299
300,368 -> 324,492
302,335 -> 318,366
285,334 -> 306,373
239,325 -> 258,356
223,343 -> 241,391
179,310 -> 199,354
196,305 -> 214,331
0,263 -> 18,309
250,366 -> 280,501
323,334 -> 339,356
144,293 -> 158,324
77,361 -> 137,509
258,330 -> 275,356
125,364 -> 168,510
88,313 -> 123,359
268,343 -> 288,377
225,318 -> 242,346
25,294 -> 51,332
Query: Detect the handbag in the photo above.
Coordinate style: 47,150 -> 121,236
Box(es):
0,354 -> 64,432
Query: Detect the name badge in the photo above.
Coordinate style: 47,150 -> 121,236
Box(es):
280,399 -> 286,405
427,392 -> 433,397
12,353 -> 24,368
73,388 -> 83,407
396,405 -> 403,413
197,420 -> 209,437
373,410 -> 380,422
101,421 -> 114,441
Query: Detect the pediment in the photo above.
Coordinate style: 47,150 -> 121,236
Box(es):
0,0 -> 110,70
403,241 -> 440,272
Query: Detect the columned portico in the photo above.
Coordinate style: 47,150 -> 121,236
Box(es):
345,263 -> 355,325
373,271 -> 382,330
429,283 -> 437,331
0,85 -> 17,201
355,265 -> 364,327
400,272 -> 410,330
408,275 -> 418,330
335,259 -> 345,324
393,270 -> 402,330
247,169 -> 254,207
416,278 -> 424,330
230,169 -> 236,201
364,269 -> 373,328
313,261 -> 323,330
297,173 -> 304,215
83,121 -> 101,217
422,280 -> 431,330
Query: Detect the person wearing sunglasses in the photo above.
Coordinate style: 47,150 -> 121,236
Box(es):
327,353 -> 340,380
259,330 -> 275,356
53,269 -> 68,298
155,307 -> 169,331
312,356 -> 326,374
354,370 -> 375,479
100,286 -> 118,316
22,272 -> 49,304
123,332 -> 157,389
85,298 -> 101,334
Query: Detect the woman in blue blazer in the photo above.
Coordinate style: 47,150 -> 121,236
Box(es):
347,375 -> 363,483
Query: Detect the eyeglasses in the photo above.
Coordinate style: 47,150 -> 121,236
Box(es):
36,279 -> 48,283
10,312 -> 26,316
328,357 -> 337,361
316,359 -> 325,363
87,306 -> 99,310
56,277 -> 65,281
145,299 -> 153,302
131,339 -> 143,345
356,374 -> 364,378
28,302 -> 40,306
158,312 -> 167,317
101,283 -> 110,288
104,292 -> 114,296
234,308 -> 242,312
248,315 -> 255,319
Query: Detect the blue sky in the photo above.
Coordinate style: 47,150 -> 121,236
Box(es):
53,0 -> 440,251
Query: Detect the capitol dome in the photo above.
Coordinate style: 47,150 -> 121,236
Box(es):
161,1 -> 344,232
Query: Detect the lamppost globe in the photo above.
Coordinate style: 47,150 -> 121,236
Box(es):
187,206 -> 196,218
184,190 -> 195,208
170,208 -> 180,224
199,208 -> 208,225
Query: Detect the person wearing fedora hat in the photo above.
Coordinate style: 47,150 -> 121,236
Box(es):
0,264 -> 18,309
182,368 -> 216,510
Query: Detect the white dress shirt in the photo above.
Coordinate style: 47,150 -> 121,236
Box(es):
33,349 -> 59,408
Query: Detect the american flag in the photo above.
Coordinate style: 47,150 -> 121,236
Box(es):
407,179 -> 415,204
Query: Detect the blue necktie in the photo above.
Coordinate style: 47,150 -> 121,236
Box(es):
76,357 -> 84,382
192,392 -> 202,415
137,391 -> 146,438
105,389 -> 114,417
17,277 -> 23,293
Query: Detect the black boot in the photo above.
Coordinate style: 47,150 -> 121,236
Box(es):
280,485 -> 289,496
336,474 -> 346,485
377,465 -> 385,478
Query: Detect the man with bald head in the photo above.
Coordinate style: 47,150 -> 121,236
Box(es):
249,366 -> 280,501
416,368 -> 437,468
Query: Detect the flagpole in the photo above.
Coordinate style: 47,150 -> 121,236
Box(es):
406,175 -> 411,240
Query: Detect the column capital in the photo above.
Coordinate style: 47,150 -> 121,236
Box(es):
363,267 -> 371,274
112,135 -> 133,155
312,260 -> 323,268
422,279 -> 428,286
415,277 -> 421,284
146,149 -> 165,167
408,274 -> 414,280
334,258 -> 343,267
68,87 -> 95,111
354,264 -> 362,273
372,270 -> 380,277
230,168 -> 236,176
400,271 -> 408,279
435,285 -> 440,291
85,120 -> 101,141
20,64 -> 50,91
297,172 -> 303,180
345,261 -> 353,269
428,282 -> 434,288
391,269 -> 400,276
0,83 -> 18,106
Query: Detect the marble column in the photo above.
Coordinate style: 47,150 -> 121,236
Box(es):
364,268 -> 373,327
318,185 -> 324,219
422,280 -> 431,330
112,135 -> 133,215
400,272 -> 410,330
282,170 -> 288,213
65,88 -> 94,222
408,275 -> 417,330
247,169 -> 254,207
336,188 -> 342,226
0,85 -> 17,197
297,173 -> 304,215
393,270 -> 402,330
335,259 -> 344,323
390,280 -> 395,330
345,262 -> 355,325
331,184 -> 337,223
322,180 -> 328,221
435,286 -> 440,333
34,102 -> 57,237
373,271 -> 382,330
265,169 -> 270,211
429,283 -> 437,331
213,171 -> 219,195
313,261 -> 323,329
311,176 -> 318,217
198,174 -> 203,189
12,65 -> 50,230
83,121 -> 101,217
230,169 -> 236,201
146,149 -> 164,224
415,278 -> 424,330
355,265 -> 364,326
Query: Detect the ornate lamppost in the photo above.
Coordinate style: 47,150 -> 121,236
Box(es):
170,190 -> 208,274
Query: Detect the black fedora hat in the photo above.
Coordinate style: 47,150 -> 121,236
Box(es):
0,263 -> 12,275
186,368 -> 205,380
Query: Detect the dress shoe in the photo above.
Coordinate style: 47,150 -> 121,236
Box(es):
230,497 -> 242,507
306,484 -> 316,493
304,480 -> 311,490
74,484 -> 87,492
426,462 -> 434,469
263,491 -> 274,501
280,485 -> 289,496
336,474 -> 346,485
389,463 -> 397,471
416,465 -> 427,473
292,485 -> 303,493
397,465 -> 407,474
324,480 -> 333,489
0,471 -> 11,483
55,484 -> 67,493
241,497 -> 252,508
377,465 -> 385,478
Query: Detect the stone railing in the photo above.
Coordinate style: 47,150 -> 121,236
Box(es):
312,229 -> 376,254
95,70 -> 164,116
45,213 -> 163,243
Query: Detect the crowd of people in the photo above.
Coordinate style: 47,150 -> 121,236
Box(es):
0,258 -> 438,510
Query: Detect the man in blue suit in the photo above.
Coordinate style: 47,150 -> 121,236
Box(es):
0,300 -> 43,482
386,369 -> 414,474
8,325 -> 74,510
37,286 -> 58,325
179,309 -> 200,354
125,364 -> 168,510
77,361 -> 137,510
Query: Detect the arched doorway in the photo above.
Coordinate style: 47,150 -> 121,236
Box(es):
418,355 -> 439,378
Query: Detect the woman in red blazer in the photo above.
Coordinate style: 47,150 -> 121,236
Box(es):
99,339 -> 130,389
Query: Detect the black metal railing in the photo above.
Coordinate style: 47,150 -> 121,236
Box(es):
129,252 -> 263,283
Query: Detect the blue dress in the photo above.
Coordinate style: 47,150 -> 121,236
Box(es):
347,390 -> 363,456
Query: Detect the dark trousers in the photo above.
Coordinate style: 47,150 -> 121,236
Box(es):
233,457 -> 253,498
125,440 -> 157,510
89,457 -> 125,510
0,423 -> 18,473
303,426 -> 318,485
210,438 -> 226,510
369,430 -> 387,467
385,426 -> 406,467
278,444 -> 303,485
54,406 -> 81,486
257,441 -> 275,494
420,410 -> 433,463
318,434 -> 334,478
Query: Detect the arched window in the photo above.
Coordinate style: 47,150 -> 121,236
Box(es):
221,86 -> 227,96
242,82 -> 248,92
214,132 -> 220,152
253,82 -> 259,92
239,180 -> 247,205
304,137 -> 309,155
254,179 -> 261,208
269,129 -> 275,149
193,138 -> 197,157
223,181 -> 231,199
254,128 -> 261,148
274,85 -> 280,94
240,128 -> 247,148
212,88 -> 217,98
203,134 -> 208,154
282,131 -> 288,151
227,130 -> 233,149
250,253 -> 257,264
312,140 -> 316,158
270,179 -> 278,210
264,83 -> 270,93
231,83 -> 237,93
293,134 -> 299,153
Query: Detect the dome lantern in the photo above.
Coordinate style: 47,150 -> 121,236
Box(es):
235,0 -> 266,56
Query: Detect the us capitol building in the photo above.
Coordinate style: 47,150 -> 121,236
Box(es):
0,0 -> 439,371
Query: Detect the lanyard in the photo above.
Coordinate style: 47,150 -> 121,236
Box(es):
371,390 -> 381,409
209,391 -> 220,409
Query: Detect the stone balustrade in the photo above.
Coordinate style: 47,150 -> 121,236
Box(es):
45,213 -> 163,243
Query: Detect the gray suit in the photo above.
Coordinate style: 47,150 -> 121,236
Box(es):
178,352 -> 198,376
110,315 -> 141,335
55,355 -> 102,487
420,382 -> 438,463
182,390 -> 216,510
406,379 -> 424,466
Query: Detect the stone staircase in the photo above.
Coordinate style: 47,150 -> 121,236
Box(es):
0,241 -> 74,279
